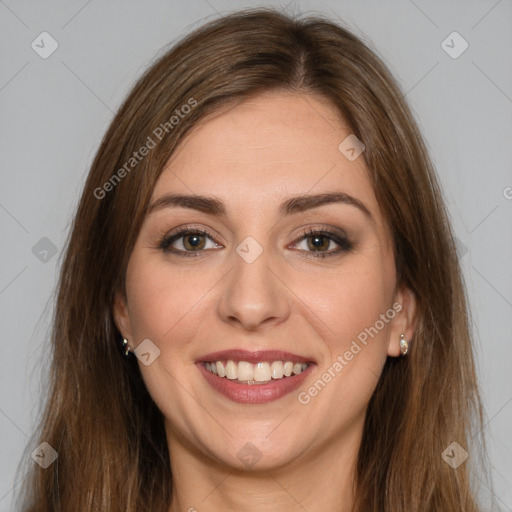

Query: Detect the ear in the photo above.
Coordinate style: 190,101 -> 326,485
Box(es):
113,288 -> 133,342
386,283 -> 417,357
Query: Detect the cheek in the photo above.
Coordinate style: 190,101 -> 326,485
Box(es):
293,252 -> 395,408
124,253 -> 207,347
299,256 -> 394,350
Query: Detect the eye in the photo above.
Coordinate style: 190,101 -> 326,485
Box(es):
159,226 -> 220,257
292,228 -> 354,259
158,225 -> 354,258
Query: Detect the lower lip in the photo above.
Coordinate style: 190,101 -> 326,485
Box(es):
196,362 -> 315,404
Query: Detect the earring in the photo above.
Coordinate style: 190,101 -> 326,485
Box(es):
400,334 -> 409,356
121,337 -> 131,357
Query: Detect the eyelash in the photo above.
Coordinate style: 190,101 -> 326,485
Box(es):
158,224 -> 354,259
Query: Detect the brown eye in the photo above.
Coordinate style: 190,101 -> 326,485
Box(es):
182,232 -> 206,251
293,228 -> 354,258
159,228 -> 220,257
306,234 -> 331,252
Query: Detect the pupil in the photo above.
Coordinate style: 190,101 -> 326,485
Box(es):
186,234 -> 203,249
310,235 -> 328,250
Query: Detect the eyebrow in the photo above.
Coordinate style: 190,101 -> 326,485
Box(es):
145,192 -> 372,220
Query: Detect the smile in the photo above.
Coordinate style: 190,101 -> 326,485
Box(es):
196,349 -> 316,404
204,360 -> 310,384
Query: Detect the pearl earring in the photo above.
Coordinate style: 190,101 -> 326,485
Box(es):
121,338 -> 131,357
400,334 -> 409,356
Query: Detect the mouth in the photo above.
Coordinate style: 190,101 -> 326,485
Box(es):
202,360 -> 311,384
196,349 -> 316,404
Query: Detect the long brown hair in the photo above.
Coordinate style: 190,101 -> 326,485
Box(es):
17,7 -> 489,511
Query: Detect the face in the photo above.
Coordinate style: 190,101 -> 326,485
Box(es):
114,91 -> 416,472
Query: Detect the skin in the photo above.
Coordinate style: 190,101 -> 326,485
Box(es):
114,91 -> 416,512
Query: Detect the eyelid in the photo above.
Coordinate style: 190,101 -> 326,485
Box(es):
158,223 -> 353,257
289,226 -> 353,257
163,223 -> 224,244
158,224 -> 221,256
289,225 -> 349,244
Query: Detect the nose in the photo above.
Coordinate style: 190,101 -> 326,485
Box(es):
216,239 -> 291,331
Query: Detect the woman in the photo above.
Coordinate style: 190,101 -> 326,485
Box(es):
17,7 -> 488,511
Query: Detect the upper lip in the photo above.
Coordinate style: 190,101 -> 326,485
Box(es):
196,349 -> 315,365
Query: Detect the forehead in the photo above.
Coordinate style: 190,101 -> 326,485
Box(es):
151,91 -> 381,224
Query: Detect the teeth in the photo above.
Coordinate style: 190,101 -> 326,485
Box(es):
204,360 -> 309,384
292,363 -> 303,375
254,362 -> 271,382
270,361 -> 284,379
225,360 -> 237,380
216,361 -> 226,378
238,361 -> 253,381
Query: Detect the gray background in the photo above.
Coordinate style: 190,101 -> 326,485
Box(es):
0,0 -> 511,509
